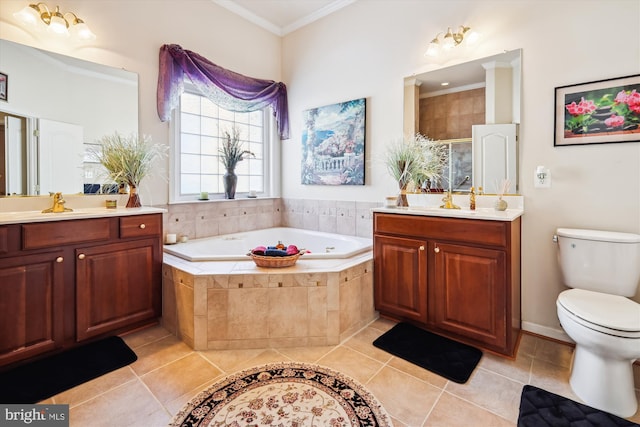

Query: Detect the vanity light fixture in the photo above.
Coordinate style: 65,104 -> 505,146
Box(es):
13,3 -> 96,40
425,25 -> 479,57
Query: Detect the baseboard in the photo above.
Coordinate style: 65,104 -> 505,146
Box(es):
522,321 -> 572,343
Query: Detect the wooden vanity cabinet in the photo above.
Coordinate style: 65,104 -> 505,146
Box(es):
374,235 -> 427,323
0,251 -> 65,366
0,213 -> 162,368
373,212 -> 521,357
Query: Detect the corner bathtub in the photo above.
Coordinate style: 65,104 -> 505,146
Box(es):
163,227 -> 372,261
161,227 -> 376,351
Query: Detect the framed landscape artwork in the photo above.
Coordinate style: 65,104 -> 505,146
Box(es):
301,98 -> 366,185
554,74 -> 640,146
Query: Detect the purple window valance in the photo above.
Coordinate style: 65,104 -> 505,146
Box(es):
157,44 -> 290,140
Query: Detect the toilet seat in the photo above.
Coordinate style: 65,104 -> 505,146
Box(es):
558,289 -> 640,338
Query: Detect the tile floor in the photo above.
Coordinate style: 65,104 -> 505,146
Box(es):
43,318 -> 640,427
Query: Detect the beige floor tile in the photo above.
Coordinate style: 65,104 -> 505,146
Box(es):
228,348 -> 293,372
51,322 -> 640,427
121,324 -> 172,349
445,368 -> 524,422
386,356 -> 448,389
367,366 -> 441,427
517,333 -> 538,358
70,379 -> 169,427
140,353 -> 222,405
534,338 -> 574,369
199,347 -> 268,372
480,351 -> 533,384
275,345 -> 336,363
425,391 -> 513,427
529,358 -> 577,401
316,345 -> 384,384
343,326 -> 394,363
130,335 -> 194,376
629,390 -> 640,423
369,317 -> 397,333
391,417 -> 408,427
164,376 -> 222,416
53,366 -> 137,407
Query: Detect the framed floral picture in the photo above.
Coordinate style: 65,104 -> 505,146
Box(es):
301,98 -> 366,185
0,72 -> 7,102
554,74 -> 640,146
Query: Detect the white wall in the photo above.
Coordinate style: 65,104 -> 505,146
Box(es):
281,0 -> 640,339
0,0 -> 282,205
1,0 -> 638,341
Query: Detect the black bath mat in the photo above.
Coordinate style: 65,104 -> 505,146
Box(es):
518,385 -> 639,427
0,336 -> 137,403
372,322 -> 482,383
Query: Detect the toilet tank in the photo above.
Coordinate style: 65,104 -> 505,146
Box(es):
556,228 -> 640,297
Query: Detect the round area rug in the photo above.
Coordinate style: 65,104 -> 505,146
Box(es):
169,362 -> 391,427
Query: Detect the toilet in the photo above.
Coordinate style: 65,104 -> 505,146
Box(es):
555,228 -> 640,418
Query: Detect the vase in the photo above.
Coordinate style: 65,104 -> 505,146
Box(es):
396,181 -> 409,207
223,169 -> 237,199
494,196 -> 508,211
126,184 -> 142,208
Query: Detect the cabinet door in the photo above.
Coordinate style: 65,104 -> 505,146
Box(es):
76,238 -> 161,341
430,241 -> 507,350
374,234 -> 427,323
0,252 -> 64,366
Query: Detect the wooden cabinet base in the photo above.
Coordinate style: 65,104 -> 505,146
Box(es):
0,213 -> 162,368
374,212 -> 521,357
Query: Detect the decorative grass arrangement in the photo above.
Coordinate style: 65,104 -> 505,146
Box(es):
219,127 -> 255,170
90,133 -> 167,207
384,133 -> 449,206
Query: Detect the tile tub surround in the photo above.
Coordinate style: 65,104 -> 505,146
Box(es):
161,198 -> 380,241
162,251 -> 375,350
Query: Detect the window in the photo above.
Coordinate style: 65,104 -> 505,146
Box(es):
171,87 -> 269,202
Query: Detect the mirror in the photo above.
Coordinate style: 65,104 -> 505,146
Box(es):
403,49 -> 521,193
0,39 -> 138,196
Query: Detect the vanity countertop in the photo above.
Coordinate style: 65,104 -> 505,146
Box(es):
372,206 -> 523,221
373,193 -> 524,221
0,207 -> 166,225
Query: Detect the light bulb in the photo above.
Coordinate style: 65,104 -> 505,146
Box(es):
73,21 -> 96,40
465,30 -> 480,45
425,42 -> 439,57
48,12 -> 69,36
442,28 -> 455,50
13,5 -> 40,26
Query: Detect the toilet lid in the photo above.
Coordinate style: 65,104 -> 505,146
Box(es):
558,289 -> 640,333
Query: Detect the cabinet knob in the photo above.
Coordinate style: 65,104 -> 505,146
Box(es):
434,247 -> 440,253
139,223 -> 146,229
56,256 -> 64,263
419,245 -> 425,251
78,253 -> 86,260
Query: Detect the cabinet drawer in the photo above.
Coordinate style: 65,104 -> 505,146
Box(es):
120,214 -> 161,239
374,213 -> 508,248
23,218 -> 111,250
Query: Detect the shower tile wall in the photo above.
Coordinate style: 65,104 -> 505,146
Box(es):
420,87 -> 485,140
162,198 -> 378,240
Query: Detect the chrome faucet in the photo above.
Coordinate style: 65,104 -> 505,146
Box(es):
42,192 -> 73,213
